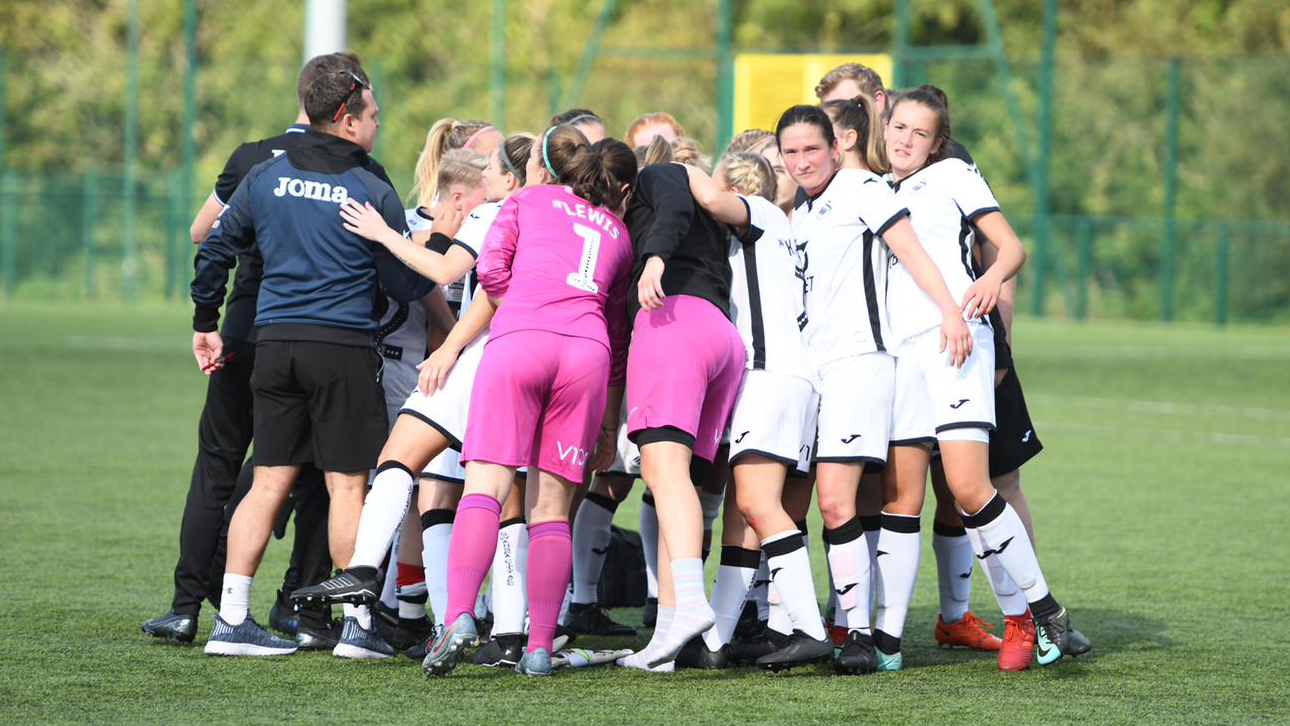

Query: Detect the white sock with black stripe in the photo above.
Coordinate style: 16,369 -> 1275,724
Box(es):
350,462 -> 414,569
702,546 -> 759,650
932,522 -> 973,623
962,494 -> 1052,608
873,512 -> 921,654
571,492 -> 617,605
824,516 -> 871,634
965,525 -> 1028,616
764,530 -> 826,640
420,508 -> 454,626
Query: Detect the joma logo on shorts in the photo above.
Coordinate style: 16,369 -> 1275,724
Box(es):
272,176 -> 351,204
556,441 -> 588,466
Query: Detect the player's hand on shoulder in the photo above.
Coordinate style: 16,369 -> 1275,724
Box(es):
430,200 -> 465,240
193,331 -> 224,375
340,199 -> 396,245
637,256 -> 666,311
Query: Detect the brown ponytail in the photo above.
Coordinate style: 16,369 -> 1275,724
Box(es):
563,139 -> 638,211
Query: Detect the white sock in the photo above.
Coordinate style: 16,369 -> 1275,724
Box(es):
558,582 -> 573,626
964,515 -> 1028,616
379,539 -> 399,611
420,509 -> 454,626
932,523 -> 973,623
824,517 -> 871,633
490,518 -> 528,635
750,555 -> 770,621
618,605 -> 675,670
396,579 -> 428,620
350,463 -> 415,568
218,573 -> 252,625
823,539 -> 838,622
640,494 -> 659,600
343,602 -> 372,630
398,597 -> 427,620
702,546 -> 758,650
571,493 -> 616,604
649,558 -> 714,666
962,494 -> 1050,603
862,516 -> 881,612
873,512 -> 921,648
764,530 -> 826,640
767,581 -> 793,635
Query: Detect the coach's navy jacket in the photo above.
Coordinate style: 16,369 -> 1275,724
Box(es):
191,129 -> 432,345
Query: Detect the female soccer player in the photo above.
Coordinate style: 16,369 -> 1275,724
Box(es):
680,152 -> 834,670
551,108 -> 607,143
410,118 -> 503,209
613,135 -> 746,672
726,128 -> 798,215
879,85 -> 1089,669
422,127 -> 639,678
778,103 -> 971,674
625,111 -> 686,149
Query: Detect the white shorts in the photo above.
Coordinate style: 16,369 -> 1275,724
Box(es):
891,323 -> 996,445
422,447 -> 465,483
815,352 -> 895,465
603,409 -> 641,477
398,331 -> 489,450
728,370 -> 818,477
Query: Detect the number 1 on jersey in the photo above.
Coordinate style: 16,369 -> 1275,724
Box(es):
567,223 -> 601,292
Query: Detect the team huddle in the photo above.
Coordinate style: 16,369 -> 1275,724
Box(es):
143,51 -> 1093,678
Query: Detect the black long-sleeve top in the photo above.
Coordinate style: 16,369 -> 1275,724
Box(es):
624,163 -> 733,320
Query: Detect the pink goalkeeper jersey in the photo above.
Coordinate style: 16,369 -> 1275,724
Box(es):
475,184 -> 633,385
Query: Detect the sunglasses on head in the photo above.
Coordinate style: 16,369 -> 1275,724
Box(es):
331,70 -> 370,123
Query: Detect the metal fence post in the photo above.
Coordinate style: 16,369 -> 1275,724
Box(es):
1075,218 -> 1092,320
489,0 -> 506,127
165,172 -> 178,300
893,0 -> 911,87
0,174 -> 14,299
714,0 -> 734,154
1215,226 -> 1229,326
1161,56 -> 1181,321
82,169 -> 98,299
122,0 -> 141,301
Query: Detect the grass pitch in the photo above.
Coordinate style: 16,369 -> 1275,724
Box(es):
1,303 -> 1288,725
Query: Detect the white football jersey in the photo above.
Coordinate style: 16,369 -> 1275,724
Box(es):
727,195 -> 815,385
886,158 -> 999,345
448,202 -> 501,317
790,168 -> 909,366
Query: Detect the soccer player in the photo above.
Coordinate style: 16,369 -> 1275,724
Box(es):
625,111 -> 686,149
778,103 -> 972,674
420,128 -> 638,677
613,136 -> 745,672
360,149 -> 488,658
880,85 -> 1090,669
551,108 -> 607,143
142,51 -> 360,649
190,63 -> 434,656
680,153 -> 834,670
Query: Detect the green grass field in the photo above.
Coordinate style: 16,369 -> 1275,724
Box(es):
2,303 -> 1288,725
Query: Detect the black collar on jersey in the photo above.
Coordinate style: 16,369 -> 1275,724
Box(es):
414,207 -> 433,221
802,170 -> 840,211
287,128 -> 373,174
890,162 -> 933,193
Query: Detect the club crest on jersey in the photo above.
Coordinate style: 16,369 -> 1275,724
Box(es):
272,176 -> 350,204
816,201 -> 833,217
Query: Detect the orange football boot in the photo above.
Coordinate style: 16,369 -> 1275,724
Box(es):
934,611 -> 1003,652
998,610 -> 1036,671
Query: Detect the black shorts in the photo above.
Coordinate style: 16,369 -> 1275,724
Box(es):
251,340 -> 388,472
988,365 -> 1043,478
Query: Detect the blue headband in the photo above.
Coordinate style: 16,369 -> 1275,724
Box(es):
541,127 -> 558,179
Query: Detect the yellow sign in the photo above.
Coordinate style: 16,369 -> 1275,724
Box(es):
733,53 -> 893,136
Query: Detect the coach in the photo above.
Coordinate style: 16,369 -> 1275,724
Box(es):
143,52 -> 368,649
190,62 -> 434,656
